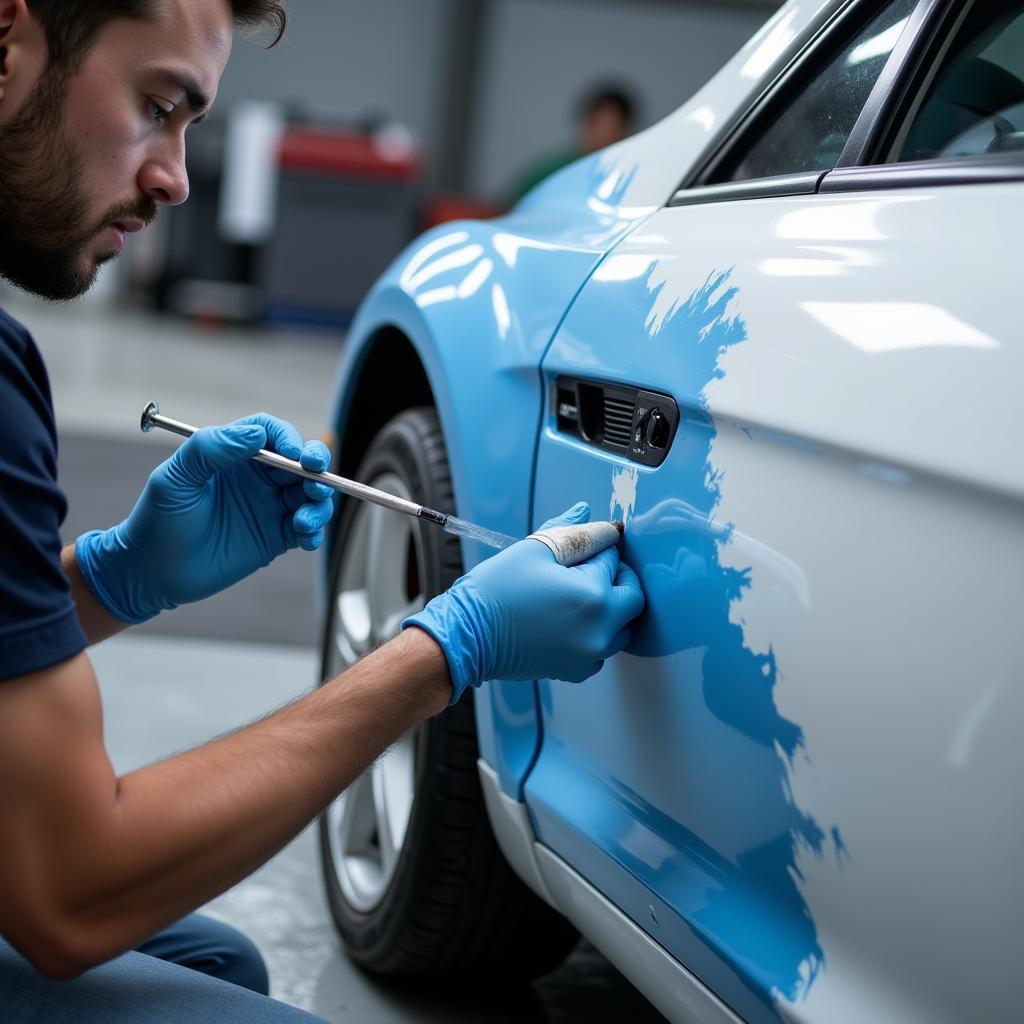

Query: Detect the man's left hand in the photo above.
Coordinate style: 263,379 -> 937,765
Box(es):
75,414 -> 334,624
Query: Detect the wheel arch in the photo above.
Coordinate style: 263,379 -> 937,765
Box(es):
333,327 -> 436,498
322,297 -> 456,584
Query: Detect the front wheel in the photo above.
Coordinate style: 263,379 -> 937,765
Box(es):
318,407 -> 577,980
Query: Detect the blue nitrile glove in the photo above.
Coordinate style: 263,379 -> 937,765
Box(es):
75,414 -> 335,624
403,502 -> 645,705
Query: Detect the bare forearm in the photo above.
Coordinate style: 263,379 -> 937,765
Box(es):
54,629 -> 450,970
61,543 -> 127,644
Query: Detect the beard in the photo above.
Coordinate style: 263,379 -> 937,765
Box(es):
0,67 -> 156,301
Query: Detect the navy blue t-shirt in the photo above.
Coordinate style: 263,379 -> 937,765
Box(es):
0,306 -> 87,680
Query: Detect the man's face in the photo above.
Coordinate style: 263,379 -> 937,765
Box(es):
0,0 -> 233,300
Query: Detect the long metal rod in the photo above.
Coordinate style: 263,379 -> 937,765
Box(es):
140,402 -> 446,525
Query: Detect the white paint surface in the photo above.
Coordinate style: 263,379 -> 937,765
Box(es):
610,465 -> 640,524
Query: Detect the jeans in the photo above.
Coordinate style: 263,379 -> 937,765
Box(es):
136,912 -> 270,995
0,913 -> 328,1023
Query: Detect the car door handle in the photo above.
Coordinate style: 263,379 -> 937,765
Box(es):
555,376 -> 679,467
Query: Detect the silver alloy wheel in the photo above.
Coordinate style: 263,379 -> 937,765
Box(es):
323,473 -> 426,913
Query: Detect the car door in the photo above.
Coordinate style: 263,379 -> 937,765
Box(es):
524,2 -> 1024,1023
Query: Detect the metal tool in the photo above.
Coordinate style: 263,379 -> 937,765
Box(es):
140,403 -> 623,565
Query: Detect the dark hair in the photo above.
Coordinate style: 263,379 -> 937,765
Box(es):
26,1 -> 287,72
578,84 -> 637,126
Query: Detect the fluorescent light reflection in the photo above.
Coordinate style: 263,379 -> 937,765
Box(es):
740,8 -> 800,79
457,258 -> 493,300
593,254 -> 658,283
405,244 -> 484,292
585,197 -> 652,220
848,18 -> 908,65
686,105 -> 716,132
492,232 -> 560,269
492,284 -> 511,339
777,201 -> 888,241
597,169 -> 625,201
416,285 -> 457,308
803,302 -> 999,353
399,230 -> 469,289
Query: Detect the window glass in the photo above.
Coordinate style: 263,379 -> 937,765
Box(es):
896,1 -> 1024,161
712,0 -> 917,183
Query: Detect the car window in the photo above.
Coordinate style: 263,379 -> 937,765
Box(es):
895,0 -> 1024,161
711,0 -> 917,184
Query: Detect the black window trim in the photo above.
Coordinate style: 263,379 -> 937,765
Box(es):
825,0 -> 1024,188
821,152 -> 1024,191
669,171 -> 826,208
868,0 -> 973,162
668,0 -> 1024,210
670,0 -> 912,207
836,0 -> 956,167
671,0 -> 866,202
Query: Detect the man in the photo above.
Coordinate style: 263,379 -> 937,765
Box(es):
0,2 -> 645,1021
509,83 -> 638,203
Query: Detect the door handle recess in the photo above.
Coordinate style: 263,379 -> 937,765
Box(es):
554,376 -> 679,467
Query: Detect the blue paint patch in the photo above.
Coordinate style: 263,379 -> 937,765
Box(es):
623,270 -> 835,1010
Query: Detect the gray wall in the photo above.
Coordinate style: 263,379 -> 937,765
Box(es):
469,0 -> 772,198
215,0 -> 776,197
217,0 -> 451,142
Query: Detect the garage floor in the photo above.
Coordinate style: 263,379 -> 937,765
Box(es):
7,291 -> 668,1022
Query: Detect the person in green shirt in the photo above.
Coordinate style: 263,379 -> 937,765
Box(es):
510,83 -> 638,203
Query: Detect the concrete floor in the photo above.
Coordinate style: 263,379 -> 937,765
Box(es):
4,290 -> 666,1022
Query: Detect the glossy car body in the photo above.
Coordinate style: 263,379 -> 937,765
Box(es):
321,1 -> 1023,1020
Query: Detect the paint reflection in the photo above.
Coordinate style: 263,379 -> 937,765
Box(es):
625,497 -> 810,662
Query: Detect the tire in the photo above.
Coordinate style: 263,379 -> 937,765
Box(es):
318,407 -> 578,981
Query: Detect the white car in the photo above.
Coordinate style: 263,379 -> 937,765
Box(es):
318,1 -> 1024,1021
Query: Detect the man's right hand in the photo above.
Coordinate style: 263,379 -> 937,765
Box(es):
403,502 -> 645,705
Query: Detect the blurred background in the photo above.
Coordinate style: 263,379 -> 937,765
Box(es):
12,0 -> 781,329
2,0 -> 782,1020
